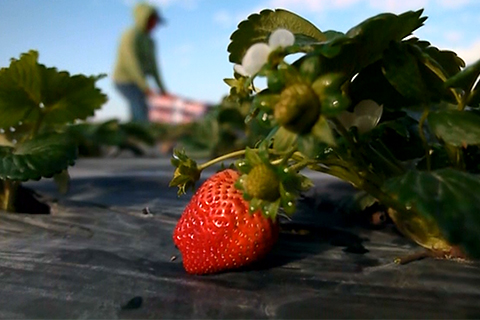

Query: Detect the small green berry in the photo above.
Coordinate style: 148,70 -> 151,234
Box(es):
274,83 -> 321,134
244,164 -> 280,201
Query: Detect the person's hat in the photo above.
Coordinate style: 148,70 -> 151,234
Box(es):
153,8 -> 166,25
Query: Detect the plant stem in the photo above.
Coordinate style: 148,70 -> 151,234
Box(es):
423,60 -> 463,109
394,250 -> 432,265
367,143 -> 404,176
330,117 -> 370,170
307,162 -> 363,188
197,149 -> 247,171
198,145 -> 300,172
418,107 -> 431,171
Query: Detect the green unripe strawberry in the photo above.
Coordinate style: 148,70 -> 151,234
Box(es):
320,93 -> 351,117
244,164 -> 280,201
311,72 -> 347,96
311,73 -> 351,117
274,83 -> 321,134
252,92 -> 280,112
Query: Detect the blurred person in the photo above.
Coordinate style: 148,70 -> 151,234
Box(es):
113,2 -> 170,123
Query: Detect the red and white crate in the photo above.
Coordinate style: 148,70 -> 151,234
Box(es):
148,94 -> 209,124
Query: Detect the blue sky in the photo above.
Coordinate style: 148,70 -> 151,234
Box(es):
1,0 -> 480,121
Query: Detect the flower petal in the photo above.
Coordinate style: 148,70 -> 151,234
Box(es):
242,43 -> 272,76
234,64 -> 249,77
354,100 -> 383,119
268,28 -> 295,49
352,100 -> 383,133
337,110 -> 356,130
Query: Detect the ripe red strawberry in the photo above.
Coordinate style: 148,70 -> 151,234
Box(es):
173,169 -> 279,274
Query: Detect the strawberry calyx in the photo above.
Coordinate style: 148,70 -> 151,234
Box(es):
235,143 -> 313,219
169,144 -> 313,219
169,149 -> 201,196
244,163 -> 280,201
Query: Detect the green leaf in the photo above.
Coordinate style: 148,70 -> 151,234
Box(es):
311,115 -> 336,146
406,37 -> 465,79
371,116 -> 425,162
350,62 -> 410,110
0,50 -> 107,129
428,110 -> 480,146
228,9 -> 326,64
263,199 -> 280,218
0,132 -> 77,181
314,10 -> 426,74
416,145 -> 450,170
244,147 -> 262,166
39,70 -> 107,125
279,182 -> 296,216
346,10 -> 426,67
444,58 -> 480,92
297,134 -> 329,160
469,81 -> 480,108
385,169 -> 480,258
382,42 -> 428,102
217,107 -> 246,130
0,51 -> 41,128
120,122 -> 156,146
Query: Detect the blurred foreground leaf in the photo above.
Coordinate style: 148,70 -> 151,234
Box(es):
385,169 -> 480,258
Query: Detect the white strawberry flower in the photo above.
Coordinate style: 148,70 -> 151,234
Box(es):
268,28 -> 296,50
235,43 -> 271,77
337,99 -> 383,134
234,28 -> 295,77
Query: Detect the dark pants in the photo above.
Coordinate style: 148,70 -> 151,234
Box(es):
115,83 -> 149,122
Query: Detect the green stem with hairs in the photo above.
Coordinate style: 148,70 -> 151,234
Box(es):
197,144 -> 300,172
197,149 -> 248,171
330,117 -> 372,171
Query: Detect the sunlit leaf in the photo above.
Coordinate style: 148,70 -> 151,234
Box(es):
0,51 -> 41,128
314,10 -> 426,74
0,50 -> 107,129
406,37 -> 465,79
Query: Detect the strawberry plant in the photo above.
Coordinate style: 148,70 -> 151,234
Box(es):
67,119 -> 156,157
0,51 -> 107,212
171,8 -> 480,273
